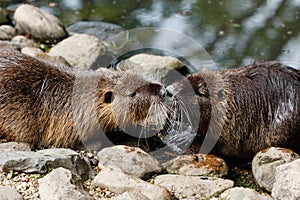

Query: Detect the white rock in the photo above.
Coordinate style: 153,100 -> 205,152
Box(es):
49,34 -> 108,70
122,54 -> 185,81
21,47 -> 71,67
0,186 -> 23,200
252,147 -> 299,192
97,145 -> 161,178
220,187 -> 272,200
162,154 -> 228,177
11,35 -> 38,48
39,167 -> 92,200
21,47 -> 43,56
14,4 -> 67,43
154,174 -> 233,199
91,166 -> 171,200
0,25 -> 16,40
0,142 -> 31,151
272,159 -> 300,200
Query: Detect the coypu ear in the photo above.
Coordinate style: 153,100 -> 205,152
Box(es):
104,91 -> 114,103
186,73 -> 210,98
195,87 -> 209,98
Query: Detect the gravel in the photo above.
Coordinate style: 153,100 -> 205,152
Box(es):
0,149 -> 116,200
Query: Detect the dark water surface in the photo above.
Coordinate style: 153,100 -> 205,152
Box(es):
1,0 -> 300,69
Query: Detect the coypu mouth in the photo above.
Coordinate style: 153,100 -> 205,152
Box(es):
155,91 -> 198,154
130,88 -> 197,154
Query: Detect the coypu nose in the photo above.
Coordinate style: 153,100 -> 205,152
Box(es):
162,89 -> 174,102
131,83 -> 163,97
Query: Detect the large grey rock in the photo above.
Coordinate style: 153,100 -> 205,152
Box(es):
162,154 -> 228,177
39,167 -> 92,200
0,142 -> 31,151
66,21 -> 124,40
220,187 -> 272,200
49,34 -> 109,70
122,53 -> 185,81
0,186 -> 23,200
0,25 -> 16,40
97,145 -> 161,178
272,159 -> 300,200
91,166 -> 171,200
252,147 -> 299,192
0,148 -> 91,180
12,35 -> 38,48
14,4 -> 67,43
154,174 -> 233,199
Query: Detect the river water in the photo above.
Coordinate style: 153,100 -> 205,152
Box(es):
1,0 -> 300,69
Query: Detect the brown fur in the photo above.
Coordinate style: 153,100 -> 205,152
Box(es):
0,48 -> 165,149
170,62 -> 300,160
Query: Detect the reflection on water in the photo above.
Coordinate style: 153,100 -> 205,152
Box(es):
1,0 -> 300,69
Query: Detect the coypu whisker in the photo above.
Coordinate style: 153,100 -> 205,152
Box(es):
39,76 -> 48,96
157,94 -> 199,154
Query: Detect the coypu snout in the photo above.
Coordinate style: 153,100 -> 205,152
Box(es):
130,83 -> 163,98
127,83 -> 166,123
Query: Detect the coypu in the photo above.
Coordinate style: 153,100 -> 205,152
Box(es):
164,61 -> 300,160
0,47 -> 171,149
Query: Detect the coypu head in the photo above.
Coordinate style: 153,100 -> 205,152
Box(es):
94,72 -> 174,139
159,70 -> 231,154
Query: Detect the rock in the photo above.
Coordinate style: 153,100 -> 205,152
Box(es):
252,147 -> 299,192
97,145 -> 161,178
0,142 -> 31,151
121,53 -> 186,82
0,25 -> 16,40
11,35 -> 38,48
39,167 -> 92,200
153,174 -> 233,199
21,47 -> 71,67
220,187 -> 272,200
66,21 -> 124,40
162,154 -> 228,177
112,191 -> 150,200
21,46 -> 43,56
49,34 -> 110,70
0,148 -> 92,180
0,186 -> 23,200
14,4 -> 67,43
0,40 -> 21,49
91,166 -> 171,200
271,159 -> 300,200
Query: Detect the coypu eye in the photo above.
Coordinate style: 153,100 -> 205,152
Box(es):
217,89 -> 226,101
129,92 -> 136,97
104,91 -> 114,103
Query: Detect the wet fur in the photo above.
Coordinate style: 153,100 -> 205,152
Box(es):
0,48 -> 165,149
172,62 -> 300,160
